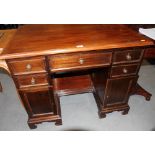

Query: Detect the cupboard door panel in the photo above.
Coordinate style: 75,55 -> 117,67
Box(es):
104,77 -> 134,106
20,86 -> 55,116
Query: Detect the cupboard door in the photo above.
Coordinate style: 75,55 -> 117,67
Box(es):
104,77 -> 134,106
19,86 -> 55,117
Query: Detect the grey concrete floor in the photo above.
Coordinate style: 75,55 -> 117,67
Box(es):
0,61 -> 155,131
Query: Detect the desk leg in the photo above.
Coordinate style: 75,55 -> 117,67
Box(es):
131,83 -> 152,101
55,119 -> 62,126
0,82 -> 2,92
28,123 -> 37,129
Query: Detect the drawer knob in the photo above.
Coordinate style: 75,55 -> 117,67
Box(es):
123,68 -> 128,74
79,58 -> 84,64
26,64 -> 32,71
126,53 -> 132,60
31,77 -> 36,85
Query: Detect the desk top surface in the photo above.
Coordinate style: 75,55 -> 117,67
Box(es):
0,24 -> 154,59
0,29 -> 17,54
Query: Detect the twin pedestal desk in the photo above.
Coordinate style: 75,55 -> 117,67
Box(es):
0,25 -> 154,129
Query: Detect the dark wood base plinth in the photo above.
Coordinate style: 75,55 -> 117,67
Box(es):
27,115 -> 62,129
121,108 -> 130,115
131,83 -> 152,101
28,120 -> 62,129
28,123 -> 37,129
55,119 -> 63,126
93,91 -> 130,119
98,106 -> 130,118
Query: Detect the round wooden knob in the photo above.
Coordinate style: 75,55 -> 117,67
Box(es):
31,77 -> 36,85
26,64 -> 32,71
123,68 -> 128,74
79,58 -> 84,64
126,53 -> 131,60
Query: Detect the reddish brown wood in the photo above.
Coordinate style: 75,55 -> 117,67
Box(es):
0,25 -> 154,129
110,63 -> 140,78
93,76 -> 135,118
126,24 -> 155,58
104,77 -> 135,106
126,24 -> 155,100
0,25 -> 153,59
91,68 -> 109,106
20,87 -> 54,115
0,29 -> 17,53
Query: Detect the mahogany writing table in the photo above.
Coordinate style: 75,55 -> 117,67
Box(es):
0,24 -> 153,129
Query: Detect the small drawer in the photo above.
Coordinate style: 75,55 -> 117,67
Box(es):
113,50 -> 144,64
7,57 -> 46,75
15,73 -> 49,88
111,64 -> 140,77
49,52 -> 112,72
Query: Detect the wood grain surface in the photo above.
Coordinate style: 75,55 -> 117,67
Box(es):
0,24 -> 153,59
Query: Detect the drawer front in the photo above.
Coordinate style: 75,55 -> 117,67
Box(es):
111,64 -> 139,77
49,52 -> 112,72
113,50 -> 143,64
8,57 -> 46,75
104,77 -> 135,106
15,73 -> 49,88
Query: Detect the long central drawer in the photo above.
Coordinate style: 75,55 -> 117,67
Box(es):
49,52 -> 112,72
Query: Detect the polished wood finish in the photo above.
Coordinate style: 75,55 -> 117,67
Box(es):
19,86 -> 62,128
127,24 -> 155,59
94,76 -> 134,117
0,25 -> 154,129
127,24 -> 155,58
0,29 -> 17,53
127,24 -> 155,100
0,25 -> 153,59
